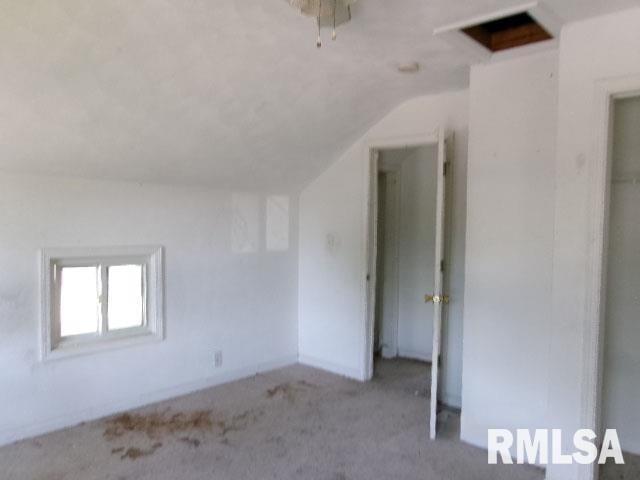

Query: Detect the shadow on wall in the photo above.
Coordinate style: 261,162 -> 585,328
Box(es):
231,194 -> 290,254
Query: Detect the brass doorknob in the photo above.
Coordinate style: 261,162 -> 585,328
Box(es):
424,294 -> 450,304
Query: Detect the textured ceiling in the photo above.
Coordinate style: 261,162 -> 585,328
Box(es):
1,0 -> 638,190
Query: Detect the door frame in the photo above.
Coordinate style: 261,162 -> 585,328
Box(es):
581,75 -> 640,480
361,129 -> 443,382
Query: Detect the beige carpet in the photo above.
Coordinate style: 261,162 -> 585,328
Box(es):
1,359 -> 544,480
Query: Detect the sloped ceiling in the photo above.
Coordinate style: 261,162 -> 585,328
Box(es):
0,0 -> 637,190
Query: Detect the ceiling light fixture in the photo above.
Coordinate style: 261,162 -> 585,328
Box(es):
287,0 -> 358,48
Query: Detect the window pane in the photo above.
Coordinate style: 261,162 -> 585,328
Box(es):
60,266 -> 100,337
108,265 -> 144,331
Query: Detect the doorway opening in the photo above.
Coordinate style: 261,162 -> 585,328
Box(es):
363,129 -> 458,440
577,75 -> 640,480
373,146 -> 438,363
597,94 -> 640,480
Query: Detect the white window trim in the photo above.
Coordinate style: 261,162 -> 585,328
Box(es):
40,245 -> 165,361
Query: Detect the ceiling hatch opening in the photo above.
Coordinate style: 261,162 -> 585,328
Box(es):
461,12 -> 552,52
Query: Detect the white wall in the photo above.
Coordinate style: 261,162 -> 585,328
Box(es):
0,172 -> 298,446
298,90 -> 469,407
397,146 -> 439,362
547,8 -> 640,480
602,96 -> 640,456
461,50 -> 558,449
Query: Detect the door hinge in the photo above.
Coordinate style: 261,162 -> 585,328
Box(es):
440,260 -> 445,273
443,161 -> 449,176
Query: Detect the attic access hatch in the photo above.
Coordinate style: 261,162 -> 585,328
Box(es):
434,1 -> 562,62
462,12 -> 551,52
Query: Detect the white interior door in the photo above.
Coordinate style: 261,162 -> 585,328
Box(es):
428,128 -> 448,440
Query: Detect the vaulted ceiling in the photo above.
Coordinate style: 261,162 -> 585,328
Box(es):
0,0 -> 637,190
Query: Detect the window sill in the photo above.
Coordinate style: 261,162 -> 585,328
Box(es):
42,331 -> 164,362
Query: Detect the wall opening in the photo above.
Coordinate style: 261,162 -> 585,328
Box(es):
461,12 -> 552,52
364,131 -> 460,442
599,94 -> 640,479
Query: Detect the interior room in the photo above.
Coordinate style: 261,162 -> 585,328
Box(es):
1,1 -> 639,480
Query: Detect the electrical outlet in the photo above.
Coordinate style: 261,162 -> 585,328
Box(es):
214,350 -> 223,368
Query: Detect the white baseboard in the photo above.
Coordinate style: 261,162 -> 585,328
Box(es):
460,428 -> 489,451
381,346 -> 398,358
440,392 -> 462,409
397,348 -> 431,362
298,354 -> 364,381
0,354 -> 298,448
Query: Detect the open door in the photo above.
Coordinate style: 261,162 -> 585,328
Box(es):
363,128 -> 450,434
427,128 -> 448,440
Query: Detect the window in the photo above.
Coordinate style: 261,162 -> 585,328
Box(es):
41,246 -> 164,360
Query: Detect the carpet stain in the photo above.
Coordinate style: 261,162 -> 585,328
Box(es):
120,442 -> 163,461
103,406 -> 264,461
220,408 -> 263,436
179,437 -> 201,448
104,410 -> 214,440
297,380 -> 319,389
266,380 -> 316,403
